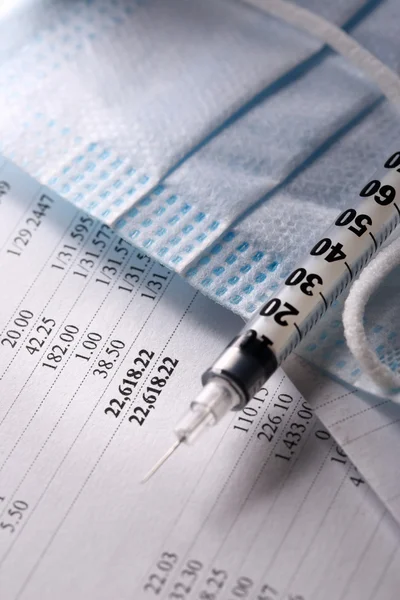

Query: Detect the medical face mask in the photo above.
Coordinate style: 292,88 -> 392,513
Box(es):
1,0 -> 400,399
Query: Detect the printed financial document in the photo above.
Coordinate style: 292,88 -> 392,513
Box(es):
0,158 -> 399,600
286,355 -> 400,528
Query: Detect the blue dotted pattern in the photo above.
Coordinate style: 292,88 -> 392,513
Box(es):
184,232 -> 285,314
3,0 -> 399,394
0,0 -> 145,99
115,189 -> 222,268
14,131 -> 400,391
48,143 -> 155,220
9,120 -> 400,391
296,290 -> 400,387
47,140 -> 224,272
47,140 -> 288,315
46,139 -> 292,319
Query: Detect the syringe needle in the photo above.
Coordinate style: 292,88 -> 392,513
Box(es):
141,439 -> 182,484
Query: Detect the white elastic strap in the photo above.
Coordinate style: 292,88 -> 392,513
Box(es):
244,0 -> 400,389
343,236 -> 400,393
243,0 -> 400,107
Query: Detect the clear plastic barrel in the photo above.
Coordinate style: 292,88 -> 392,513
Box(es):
174,377 -> 242,444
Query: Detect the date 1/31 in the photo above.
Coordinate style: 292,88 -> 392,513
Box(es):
141,265 -> 171,301
117,251 -> 151,293
50,215 -> 95,271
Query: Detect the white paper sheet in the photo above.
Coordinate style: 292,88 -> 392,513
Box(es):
0,158 -> 399,600
286,354 -> 400,528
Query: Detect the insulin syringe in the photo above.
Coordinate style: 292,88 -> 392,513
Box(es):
142,150 -> 400,482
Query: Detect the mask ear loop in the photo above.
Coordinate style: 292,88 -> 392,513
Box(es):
243,0 -> 400,389
243,0 -> 400,106
343,236 -> 400,394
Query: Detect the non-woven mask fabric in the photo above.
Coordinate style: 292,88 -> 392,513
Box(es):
1,0 -> 400,398
110,0 -> 400,399
0,0 -> 368,221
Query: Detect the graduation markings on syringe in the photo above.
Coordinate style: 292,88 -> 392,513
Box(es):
250,151 -> 400,365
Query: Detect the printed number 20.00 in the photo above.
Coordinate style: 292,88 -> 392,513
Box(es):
259,298 -> 299,325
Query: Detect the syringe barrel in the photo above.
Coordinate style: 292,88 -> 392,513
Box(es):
201,152 -> 400,412
244,156 -> 400,367
202,329 -> 277,409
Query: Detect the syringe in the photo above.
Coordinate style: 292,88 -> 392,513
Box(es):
142,149 -> 400,482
